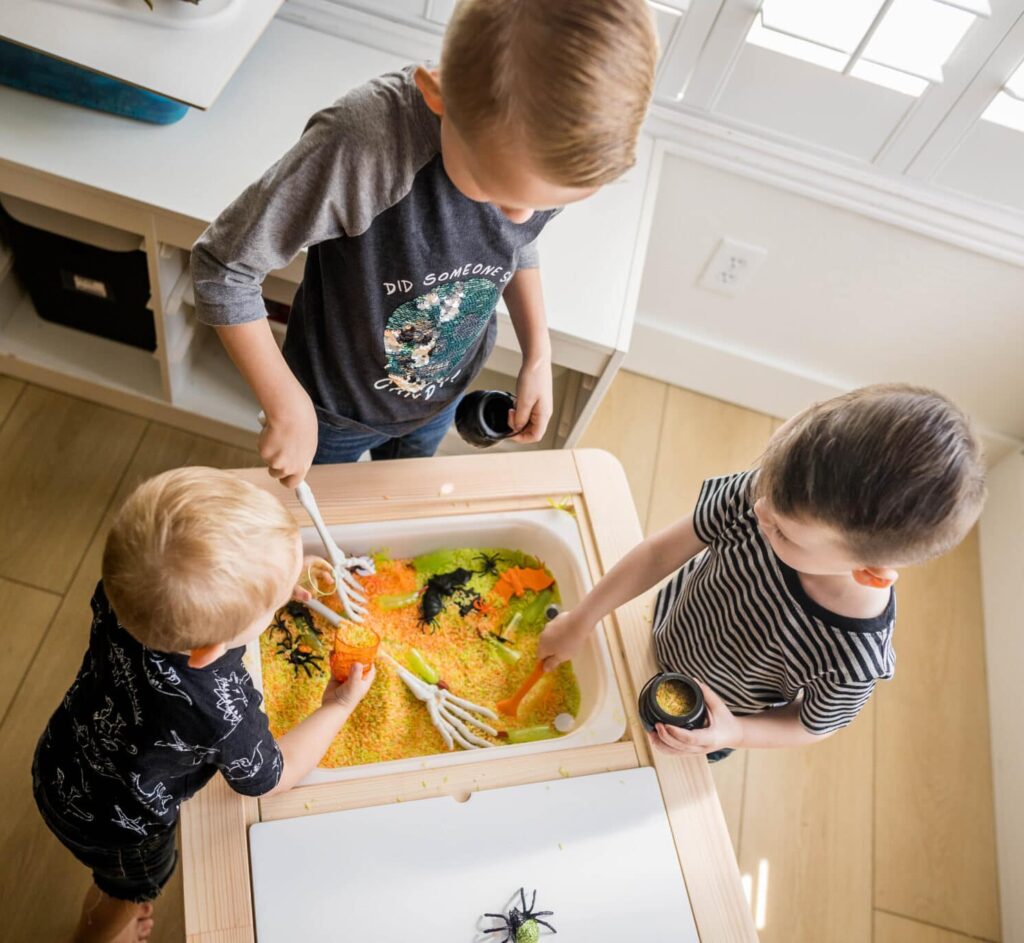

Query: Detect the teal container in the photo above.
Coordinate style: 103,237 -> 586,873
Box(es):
0,39 -> 189,124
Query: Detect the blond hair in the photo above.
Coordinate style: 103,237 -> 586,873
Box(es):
756,384 -> 986,566
103,467 -> 299,652
441,0 -> 657,187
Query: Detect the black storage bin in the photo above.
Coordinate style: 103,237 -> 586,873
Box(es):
0,198 -> 156,351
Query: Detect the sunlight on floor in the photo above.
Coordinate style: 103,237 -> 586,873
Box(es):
740,858 -> 770,931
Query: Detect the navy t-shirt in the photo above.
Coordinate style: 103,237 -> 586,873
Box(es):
34,583 -> 282,842
192,66 -> 558,436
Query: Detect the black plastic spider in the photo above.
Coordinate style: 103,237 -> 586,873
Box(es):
455,587 -> 483,617
483,887 -> 556,943
286,600 -> 323,638
419,568 -> 473,631
476,552 -> 502,577
271,601 -> 324,649
283,644 -> 323,678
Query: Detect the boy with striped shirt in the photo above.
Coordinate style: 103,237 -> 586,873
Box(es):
539,385 -> 986,759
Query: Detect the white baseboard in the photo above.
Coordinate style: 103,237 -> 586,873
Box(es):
623,317 -> 1022,464
624,317 -> 845,417
978,451 -> 1024,943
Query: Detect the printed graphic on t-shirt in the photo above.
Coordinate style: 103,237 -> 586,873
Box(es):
380,277 -> 500,399
35,583 -> 283,843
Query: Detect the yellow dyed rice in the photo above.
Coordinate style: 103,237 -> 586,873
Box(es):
259,550 -> 580,768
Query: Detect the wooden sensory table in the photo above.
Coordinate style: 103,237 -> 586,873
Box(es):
180,449 -> 757,943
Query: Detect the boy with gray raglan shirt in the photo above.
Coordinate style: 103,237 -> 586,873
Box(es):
191,67 -> 558,466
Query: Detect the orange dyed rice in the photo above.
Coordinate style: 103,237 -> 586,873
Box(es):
258,550 -> 580,768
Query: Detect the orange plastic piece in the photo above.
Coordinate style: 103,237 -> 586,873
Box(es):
492,566 -> 555,603
330,623 -> 380,683
496,661 -> 547,716
472,597 -> 495,616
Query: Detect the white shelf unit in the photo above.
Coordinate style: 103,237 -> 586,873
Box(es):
0,18 -> 660,454
0,209 -> 603,453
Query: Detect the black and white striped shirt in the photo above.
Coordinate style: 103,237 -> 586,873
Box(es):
652,472 -> 895,735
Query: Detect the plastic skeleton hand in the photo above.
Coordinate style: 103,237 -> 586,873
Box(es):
295,481 -> 375,622
381,653 -> 498,751
256,411 -> 374,622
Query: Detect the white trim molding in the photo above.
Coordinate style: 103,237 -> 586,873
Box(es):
278,1 -> 1024,269
645,104 -> 1024,268
624,317 -> 1023,463
278,0 -> 442,61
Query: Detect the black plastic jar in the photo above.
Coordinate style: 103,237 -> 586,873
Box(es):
638,672 -> 707,731
455,390 -> 517,448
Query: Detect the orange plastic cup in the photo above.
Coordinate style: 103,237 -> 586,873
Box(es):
330,622 -> 380,683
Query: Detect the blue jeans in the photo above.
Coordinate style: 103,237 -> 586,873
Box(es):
313,400 -> 458,465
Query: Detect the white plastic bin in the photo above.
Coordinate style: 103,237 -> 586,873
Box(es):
245,507 -> 626,785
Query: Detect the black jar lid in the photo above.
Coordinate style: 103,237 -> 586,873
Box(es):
641,672 -> 705,729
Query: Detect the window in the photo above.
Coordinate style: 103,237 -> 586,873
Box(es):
982,61 -> 1024,132
746,0 -> 989,98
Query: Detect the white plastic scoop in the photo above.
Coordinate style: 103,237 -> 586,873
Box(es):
294,480 -> 375,622
256,411 -> 374,621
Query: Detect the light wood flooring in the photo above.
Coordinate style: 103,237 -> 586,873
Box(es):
0,371 -> 1001,942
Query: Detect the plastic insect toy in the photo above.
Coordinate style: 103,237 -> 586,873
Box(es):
272,601 -> 323,649
419,567 -> 473,630
483,888 -> 556,942
476,552 -> 502,577
426,568 -> 474,595
456,590 -> 484,618
284,643 -> 324,678
471,596 -> 496,618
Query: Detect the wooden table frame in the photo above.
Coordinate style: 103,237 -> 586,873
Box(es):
181,449 -> 757,943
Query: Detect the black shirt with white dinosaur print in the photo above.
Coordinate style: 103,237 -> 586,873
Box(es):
34,583 -> 281,843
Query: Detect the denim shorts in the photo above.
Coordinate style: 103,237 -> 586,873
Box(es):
32,758 -> 177,903
313,399 -> 458,465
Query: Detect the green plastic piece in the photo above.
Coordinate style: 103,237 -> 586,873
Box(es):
411,548 -> 462,574
406,648 -> 440,685
502,611 -> 523,641
519,589 -> 555,628
377,591 -> 419,610
487,638 -> 522,664
506,725 -> 560,744
516,921 -> 540,943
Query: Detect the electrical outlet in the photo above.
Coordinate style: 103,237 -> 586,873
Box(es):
698,237 -> 768,296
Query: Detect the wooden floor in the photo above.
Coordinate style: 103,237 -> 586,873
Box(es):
0,371 -> 1001,942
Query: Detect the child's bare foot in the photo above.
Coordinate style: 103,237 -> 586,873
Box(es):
108,903 -> 154,943
73,885 -> 156,943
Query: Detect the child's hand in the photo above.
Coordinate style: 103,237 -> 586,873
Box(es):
537,610 -> 589,671
260,390 -> 318,488
509,358 -> 553,443
322,663 -> 376,712
291,556 -> 334,603
648,681 -> 744,756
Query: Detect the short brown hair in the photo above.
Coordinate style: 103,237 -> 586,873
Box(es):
441,0 -> 658,187
103,468 -> 299,652
756,384 -> 986,566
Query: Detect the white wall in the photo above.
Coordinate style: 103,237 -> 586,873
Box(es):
626,152 -> 1024,450
978,451 -> 1024,943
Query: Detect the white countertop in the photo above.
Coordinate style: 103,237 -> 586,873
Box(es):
0,0 -> 282,108
0,17 -> 657,353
